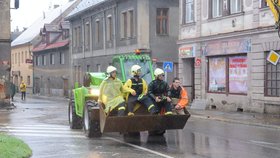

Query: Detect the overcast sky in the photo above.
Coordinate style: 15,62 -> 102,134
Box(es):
11,0 -> 69,32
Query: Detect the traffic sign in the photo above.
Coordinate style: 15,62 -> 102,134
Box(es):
267,50 -> 280,65
195,58 -> 201,67
163,61 -> 173,72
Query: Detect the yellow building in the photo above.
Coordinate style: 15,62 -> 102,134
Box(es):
11,43 -> 33,93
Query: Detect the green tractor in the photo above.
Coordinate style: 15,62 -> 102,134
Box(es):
68,53 -> 190,137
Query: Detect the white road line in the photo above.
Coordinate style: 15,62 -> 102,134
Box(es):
7,129 -> 81,134
104,137 -> 174,158
11,133 -> 85,138
5,126 -> 71,130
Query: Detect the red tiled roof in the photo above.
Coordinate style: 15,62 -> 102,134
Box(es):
33,40 -> 69,52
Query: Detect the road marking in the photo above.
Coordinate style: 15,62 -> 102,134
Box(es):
11,133 -> 85,138
5,126 -> 72,131
3,124 -> 85,139
104,137 -> 174,158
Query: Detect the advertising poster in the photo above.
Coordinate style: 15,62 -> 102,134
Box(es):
209,58 -> 226,92
229,56 -> 247,94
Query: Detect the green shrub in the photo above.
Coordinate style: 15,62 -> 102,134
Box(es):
0,133 -> 32,158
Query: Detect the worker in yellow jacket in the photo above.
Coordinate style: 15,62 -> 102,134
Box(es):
19,81 -> 26,100
98,66 -> 135,116
124,65 -> 157,116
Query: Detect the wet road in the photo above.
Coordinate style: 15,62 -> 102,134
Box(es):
0,95 -> 280,158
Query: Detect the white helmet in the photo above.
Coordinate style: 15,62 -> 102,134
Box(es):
131,65 -> 141,75
106,66 -> 117,74
154,68 -> 164,77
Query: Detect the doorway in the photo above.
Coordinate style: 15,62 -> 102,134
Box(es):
182,58 -> 195,103
63,79 -> 69,97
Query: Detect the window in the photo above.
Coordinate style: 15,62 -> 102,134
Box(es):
60,52 -> 65,64
156,8 -> 169,35
22,51 -> 24,63
35,56 -> 39,66
84,21 -> 90,50
50,53 -> 55,65
86,65 -> 90,72
260,0 -> 268,8
121,12 -> 127,38
128,10 -> 134,37
212,0 -> 222,18
230,0 -> 242,14
73,27 -> 77,47
265,52 -> 280,97
42,55 -> 46,66
97,64 -> 101,72
95,20 -> 100,43
183,0 -> 194,23
27,76 -> 30,85
208,55 -> 247,94
107,16 -> 113,41
63,29 -> 69,39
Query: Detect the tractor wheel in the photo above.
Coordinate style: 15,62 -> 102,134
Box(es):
84,101 -> 102,138
68,100 -> 83,129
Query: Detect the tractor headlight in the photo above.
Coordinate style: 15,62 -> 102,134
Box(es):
90,89 -> 100,96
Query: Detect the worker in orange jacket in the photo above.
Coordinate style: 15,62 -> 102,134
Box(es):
169,77 -> 188,115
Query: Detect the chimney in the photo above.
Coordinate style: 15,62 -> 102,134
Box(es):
54,5 -> 59,9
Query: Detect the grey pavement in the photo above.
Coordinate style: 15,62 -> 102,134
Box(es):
189,109 -> 280,129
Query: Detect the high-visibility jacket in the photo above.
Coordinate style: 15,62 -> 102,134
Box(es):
98,77 -> 134,113
20,83 -> 26,92
124,77 -> 148,101
169,85 -> 188,108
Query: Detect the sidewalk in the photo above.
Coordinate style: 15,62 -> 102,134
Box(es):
189,109 -> 280,129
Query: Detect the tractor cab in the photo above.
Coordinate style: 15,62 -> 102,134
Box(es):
112,53 -> 154,84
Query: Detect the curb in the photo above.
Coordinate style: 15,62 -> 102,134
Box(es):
191,114 -> 280,130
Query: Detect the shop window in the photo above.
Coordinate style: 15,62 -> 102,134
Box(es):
229,56 -> 247,93
208,55 -> 247,94
209,57 -> 226,92
265,52 -> 280,97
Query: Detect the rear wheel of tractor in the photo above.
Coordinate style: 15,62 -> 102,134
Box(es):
84,101 -> 102,138
68,100 -> 83,129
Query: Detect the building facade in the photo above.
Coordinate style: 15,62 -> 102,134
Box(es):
11,0 -> 80,94
32,23 -> 70,97
178,0 -> 280,114
67,0 -> 179,86
0,0 -> 11,104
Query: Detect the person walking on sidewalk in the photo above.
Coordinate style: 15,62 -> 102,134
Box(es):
170,77 -> 188,115
124,65 -> 157,116
19,81 -> 26,100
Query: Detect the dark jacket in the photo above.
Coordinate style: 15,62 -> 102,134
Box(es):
148,79 -> 170,100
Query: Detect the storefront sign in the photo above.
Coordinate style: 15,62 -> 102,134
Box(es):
0,60 -> 9,65
179,45 -> 195,58
26,59 -> 33,64
203,39 -> 251,56
267,50 -> 280,65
